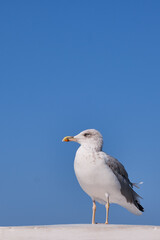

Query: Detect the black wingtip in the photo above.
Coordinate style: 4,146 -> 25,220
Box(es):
135,200 -> 144,212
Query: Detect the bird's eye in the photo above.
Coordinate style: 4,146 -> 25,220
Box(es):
84,133 -> 91,137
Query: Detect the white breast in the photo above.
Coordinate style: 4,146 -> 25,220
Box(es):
74,146 -> 121,204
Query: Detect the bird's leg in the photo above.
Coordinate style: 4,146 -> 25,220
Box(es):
92,200 -> 96,224
105,197 -> 110,224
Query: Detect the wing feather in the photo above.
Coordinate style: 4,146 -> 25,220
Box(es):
104,154 -> 143,212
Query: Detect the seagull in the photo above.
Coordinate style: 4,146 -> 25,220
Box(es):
62,129 -> 144,224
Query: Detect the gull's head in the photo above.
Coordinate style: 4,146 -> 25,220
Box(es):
62,129 -> 103,151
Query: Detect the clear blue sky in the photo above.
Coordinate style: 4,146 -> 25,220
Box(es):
0,0 -> 160,226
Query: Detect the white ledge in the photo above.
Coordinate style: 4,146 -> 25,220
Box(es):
0,224 -> 159,240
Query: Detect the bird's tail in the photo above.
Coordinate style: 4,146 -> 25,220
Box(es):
134,199 -> 144,212
133,189 -> 144,213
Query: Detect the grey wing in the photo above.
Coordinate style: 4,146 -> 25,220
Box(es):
105,154 -> 143,211
106,155 -> 133,187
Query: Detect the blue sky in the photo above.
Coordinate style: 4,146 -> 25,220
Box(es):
0,0 -> 160,226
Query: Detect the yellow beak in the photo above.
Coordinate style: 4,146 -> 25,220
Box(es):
62,136 -> 76,142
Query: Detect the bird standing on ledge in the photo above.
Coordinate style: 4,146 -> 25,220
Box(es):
62,129 -> 144,224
